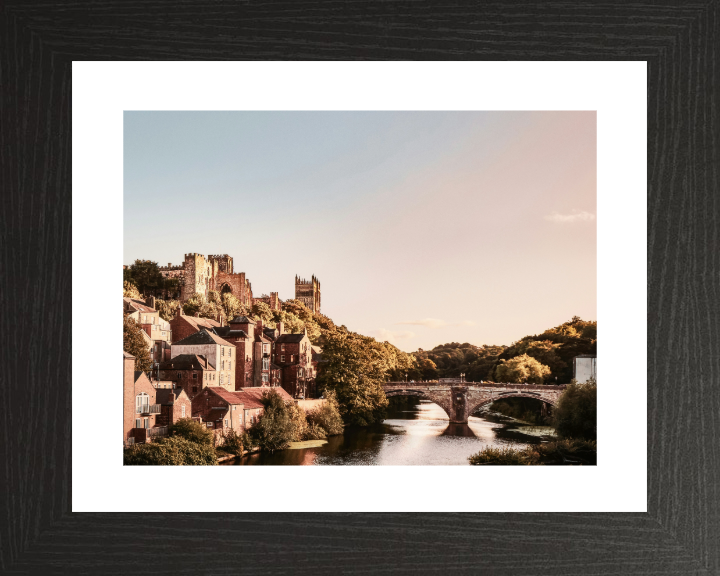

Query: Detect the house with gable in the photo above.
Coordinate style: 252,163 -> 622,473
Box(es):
171,328 -> 235,394
275,328 -> 315,398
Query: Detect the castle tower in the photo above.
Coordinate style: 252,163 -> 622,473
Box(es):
181,253 -> 209,301
295,274 -> 321,314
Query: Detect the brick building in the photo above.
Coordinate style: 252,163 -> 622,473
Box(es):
158,354 -> 217,400
275,329 -> 315,398
252,292 -> 282,312
123,351 -> 164,447
155,387 -> 192,427
169,307 -> 223,343
191,387 -> 246,442
124,297 -> 172,363
171,329 -> 235,393
295,275 -> 321,313
214,316 -> 257,390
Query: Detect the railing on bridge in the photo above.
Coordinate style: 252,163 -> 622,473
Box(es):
385,381 -> 566,390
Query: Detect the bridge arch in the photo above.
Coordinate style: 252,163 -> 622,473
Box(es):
467,392 -> 557,418
385,390 -> 453,422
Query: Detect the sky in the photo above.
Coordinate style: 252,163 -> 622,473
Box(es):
124,111 -> 596,352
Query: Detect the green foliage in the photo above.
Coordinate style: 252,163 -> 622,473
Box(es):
124,259 -> 178,298
247,390 -> 297,452
316,330 -> 389,426
303,423 -> 327,440
123,436 -> 218,465
220,429 -> 249,456
123,280 -> 140,299
306,391 -> 345,436
155,298 -> 180,322
468,446 -> 532,465
287,401 -> 309,442
412,343 -> 505,382
468,439 -> 596,466
251,302 -> 275,324
123,315 -> 152,372
221,292 -> 249,320
182,293 -> 223,321
169,417 -> 215,446
494,354 -> 551,384
553,379 -> 597,440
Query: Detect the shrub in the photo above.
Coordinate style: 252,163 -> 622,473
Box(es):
469,446 -> 534,465
553,379 -> 597,440
124,436 -> 218,465
169,418 -> 215,446
303,423 -> 327,440
221,429 -> 246,456
247,390 -> 297,453
468,439 -> 596,466
306,391 -> 344,436
287,402 -> 309,442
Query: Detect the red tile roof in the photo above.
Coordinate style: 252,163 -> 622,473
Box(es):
236,386 -> 292,409
123,297 -> 157,313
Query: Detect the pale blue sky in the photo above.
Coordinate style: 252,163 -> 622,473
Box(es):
124,111 -> 596,351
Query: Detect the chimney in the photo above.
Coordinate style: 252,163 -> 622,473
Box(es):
256,319 -> 264,335
145,295 -> 156,310
194,312 -> 200,317
176,307 -> 184,317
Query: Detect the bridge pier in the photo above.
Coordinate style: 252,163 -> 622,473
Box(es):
449,386 -> 469,423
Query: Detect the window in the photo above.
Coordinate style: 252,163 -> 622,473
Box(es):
281,344 -> 285,351
162,332 -> 165,337
229,348 -> 232,357
220,374 -> 223,385
206,422 -> 213,428
299,368 -> 303,377
263,358 -> 269,370
262,373 -> 269,383
290,355 -> 294,363
193,386 -> 197,393
280,355 -> 285,362
224,419 -> 228,427
193,373 -> 197,379
222,361 -> 225,370
222,347 -> 225,356
263,344 -> 268,354
135,418 -> 142,428
135,393 -> 149,413
177,372 -> 182,380
181,405 -> 186,417
229,361 -> 232,370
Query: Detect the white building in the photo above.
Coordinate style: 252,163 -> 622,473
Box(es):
171,328 -> 236,393
573,354 -> 597,383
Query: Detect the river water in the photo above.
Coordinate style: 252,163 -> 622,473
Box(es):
232,398 -> 555,466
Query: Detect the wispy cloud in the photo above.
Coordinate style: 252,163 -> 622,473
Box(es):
372,329 -> 416,344
544,210 -> 596,223
395,318 -> 475,329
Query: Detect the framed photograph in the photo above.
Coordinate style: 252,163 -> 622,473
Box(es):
4,4 -> 718,574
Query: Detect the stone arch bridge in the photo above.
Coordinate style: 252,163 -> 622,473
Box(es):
383,382 -> 566,423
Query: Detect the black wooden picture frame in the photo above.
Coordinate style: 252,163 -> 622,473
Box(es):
2,2 -> 718,574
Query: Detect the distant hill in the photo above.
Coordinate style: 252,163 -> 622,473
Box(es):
412,316 -> 596,384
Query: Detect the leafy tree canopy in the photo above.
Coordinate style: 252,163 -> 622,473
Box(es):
494,353 -> 551,384
182,293 -> 223,321
123,315 -> 152,372
123,280 -> 140,299
124,260 -> 178,298
154,298 -> 180,322
123,436 -> 217,465
169,417 -> 214,446
247,390 -> 298,452
553,379 -> 597,440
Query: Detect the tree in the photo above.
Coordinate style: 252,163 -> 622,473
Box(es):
316,330 -> 389,426
168,417 -> 214,446
182,293 -> 223,321
123,280 -> 140,299
123,315 -> 152,372
251,302 -> 274,324
124,260 -> 165,296
306,390 -> 344,436
221,292 -> 248,320
494,354 -> 551,384
553,379 -> 597,440
123,436 -> 217,465
155,298 -> 180,322
246,390 -> 297,452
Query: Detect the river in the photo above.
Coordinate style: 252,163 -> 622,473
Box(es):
231,397 -> 556,466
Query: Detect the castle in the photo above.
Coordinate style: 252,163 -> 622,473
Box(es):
158,253 -> 320,313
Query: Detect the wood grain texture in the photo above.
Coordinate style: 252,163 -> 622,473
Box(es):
1,1 -> 718,574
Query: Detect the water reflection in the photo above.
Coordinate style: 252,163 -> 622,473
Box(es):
233,398 -> 553,466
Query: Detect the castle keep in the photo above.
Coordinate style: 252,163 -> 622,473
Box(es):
160,253 -> 253,305
295,275 -> 321,313
159,253 -> 320,315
